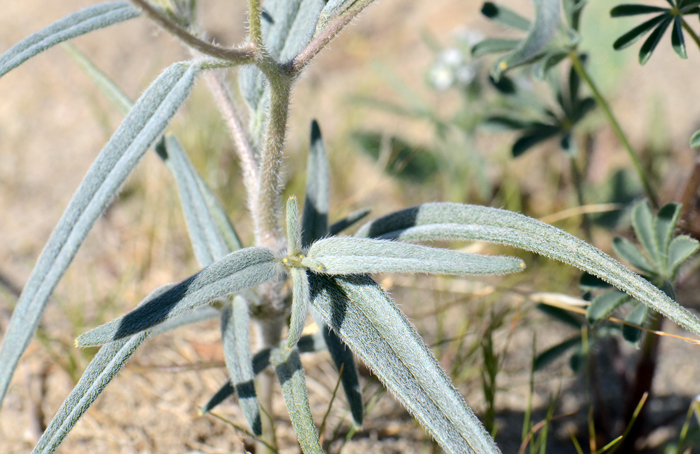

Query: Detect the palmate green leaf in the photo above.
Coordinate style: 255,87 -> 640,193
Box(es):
481,2 -> 531,31
587,290 -> 629,324
306,237 -> 525,276
309,273 -> 501,454
639,17 -> 673,65
0,61 -> 201,406
0,2 -> 140,79
63,44 -> 242,258
534,335 -> 581,371
34,283 -> 212,454
354,203 -> 700,337
668,235 -> 700,277
512,124 -> 561,157
622,303 -> 649,343
671,16 -> 688,59
222,296 -> 262,436
491,0 -> 561,80
613,14 -> 667,50
300,119 -> 364,427
691,130 -> 700,148
471,38 -> 520,57
270,348 -> 323,454
76,247 -> 278,347
632,200 -> 661,264
610,4 -> 668,16
612,237 -> 656,274
201,332 -> 327,414
329,208 -> 371,236
287,268 -> 311,349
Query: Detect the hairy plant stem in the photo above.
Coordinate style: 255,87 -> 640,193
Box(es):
248,0 -> 263,49
569,52 -> 659,208
680,17 -> 700,50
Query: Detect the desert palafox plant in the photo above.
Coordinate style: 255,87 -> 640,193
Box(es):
2,1 -> 700,453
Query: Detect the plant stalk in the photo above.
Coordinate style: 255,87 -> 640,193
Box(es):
569,52 -> 659,208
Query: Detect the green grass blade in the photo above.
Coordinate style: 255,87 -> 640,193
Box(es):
309,273 -> 501,454
306,237 -> 525,275
222,296 -> 262,436
0,2 -> 140,79
587,291 -> 629,324
610,5 -> 668,16
0,61 -> 200,406
76,247 -> 277,346
287,269 -> 311,349
354,203 -> 700,337
491,0 -> 561,80
329,208 -> 371,236
270,348 -> 323,454
613,14 -> 667,50
301,120 -> 330,248
481,2 -> 531,31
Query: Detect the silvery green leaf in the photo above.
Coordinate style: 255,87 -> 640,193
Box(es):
301,120 -> 330,248
533,335 -> 582,371
287,196 -> 303,255
0,61 -> 201,406
33,284 -> 174,454
354,203 -> 700,337
668,235 -> 700,277
280,0 -> 326,62
201,333 -> 326,414
306,237 -> 525,275
471,38 -> 520,57
287,269 -> 311,349
654,203 -> 681,266
632,200 -> 660,264
270,348 -> 323,454
586,290 -> 629,324
481,2 -> 531,31
150,305 -> 220,336
157,137 -> 235,265
320,0 -> 356,21
329,208 -> 371,236
491,0 -> 561,80
222,296 -> 262,436
62,45 -> 242,261
309,273 -> 500,454
76,247 -> 278,346
691,129 -> 700,148
612,237 -> 656,275
0,2 -> 140,79
622,302 -> 649,343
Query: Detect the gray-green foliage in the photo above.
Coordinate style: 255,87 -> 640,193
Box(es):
2,1 -> 700,454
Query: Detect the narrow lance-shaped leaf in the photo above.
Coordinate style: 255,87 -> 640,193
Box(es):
287,269 -> 311,348
655,203 -> 681,269
668,235 -> 700,277
534,335 -> 582,371
305,237 -> 525,275
639,17 -> 673,65
632,200 -> 660,264
0,1 -> 140,79
34,283 -> 212,454
587,290 -> 630,324
623,303 -> 649,343
492,0 -> 561,80
280,0 -> 325,62
201,332 -> 328,414
512,124 -> 561,157
613,14 -> 667,50
354,203 -> 700,337
300,119 -> 364,427
309,273 -> 501,454
471,38 -> 520,57
481,2 -> 531,31
76,247 -> 278,346
270,347 -> 323,454
64,43 -> 242,261
612,237 -> 656,275
302,120 -> 330,248
610,5 -> 668,16
222,296 -> 262,436
0,61 -> 201,406
671,15 -> 688,59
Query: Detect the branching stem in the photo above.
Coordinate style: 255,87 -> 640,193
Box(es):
130,0 -> 256,64
569,52 -> 659,208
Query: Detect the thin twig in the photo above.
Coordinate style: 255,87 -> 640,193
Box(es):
569,51 -> 659,208
286,0 -> 377,74
205,72 -> 260,206
130,0 -> 256,64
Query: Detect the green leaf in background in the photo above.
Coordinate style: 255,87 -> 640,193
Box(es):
612,237 -> 656,275
612,14 -> 667,50
610,4 -> 667,16
481,2 -> 531,31
668,236 -> 700,276
471,38 -> 520,57
329,208 -> 371,236
691,129 -> 700,148
536,303 -> 583,329
0,2 -> 140,79
0,61 -> 201,407
639,16 -> 672,65
622,303 -> 650,343
671,16 -> 688,59
580,272 -> 613,290
352,132 -> 439,183
222,296 -> 262,436
632,200 -> 661,263
512,124 -> 561,157
587,290 -> 629,324
534,336 -> 582,371
655,203 -> 682,267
